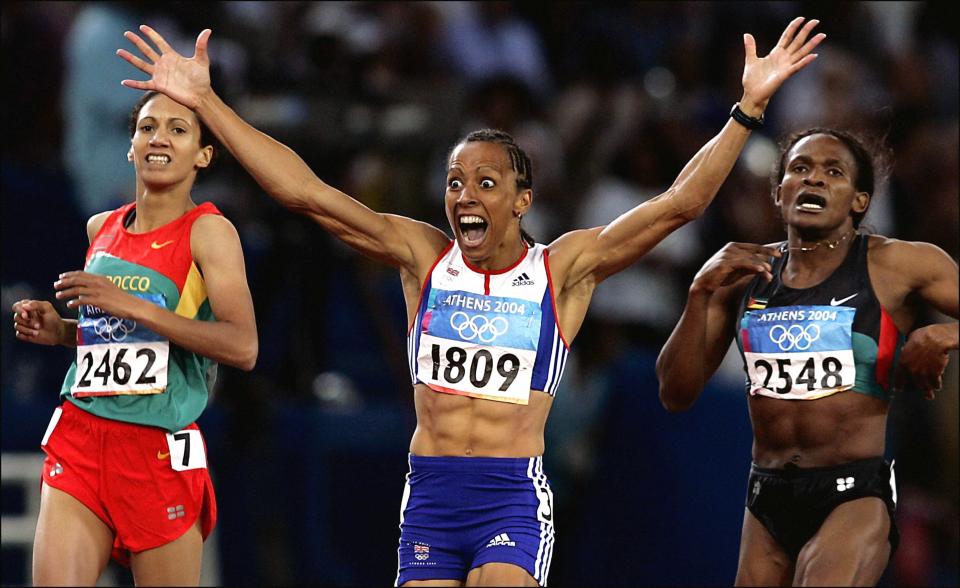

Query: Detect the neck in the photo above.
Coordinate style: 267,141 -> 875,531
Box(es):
131,186 -> 195,233
463,237 -> 527,273
787,227 -> 857,253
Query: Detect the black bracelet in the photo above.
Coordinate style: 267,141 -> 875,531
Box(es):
730,102 -> 764,130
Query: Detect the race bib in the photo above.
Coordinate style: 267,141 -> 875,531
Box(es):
416,289 -> 541,404
741,305 -> 856,400
71,293 -> 169,397
164,428 -> 207,471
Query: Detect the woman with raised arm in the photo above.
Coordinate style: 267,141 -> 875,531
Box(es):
12,91 -> 257,586
118,18 -> 823,587
656,128 -> 958,586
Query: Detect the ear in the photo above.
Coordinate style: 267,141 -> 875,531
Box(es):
127,147 -> 134,162
773,184 -> 783,206
852,191 -> 870,214
514,188 -> 533,218
195,145 -> 213,170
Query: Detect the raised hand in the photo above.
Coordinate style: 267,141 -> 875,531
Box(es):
117,25 -> 213,109
13,300 -> 67,346
691,243 -> 781,295
741,17 -> 826,109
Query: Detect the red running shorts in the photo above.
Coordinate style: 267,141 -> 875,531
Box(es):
39,401 -> 216,566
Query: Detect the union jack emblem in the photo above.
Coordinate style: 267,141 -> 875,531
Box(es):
414,543 -> 430,561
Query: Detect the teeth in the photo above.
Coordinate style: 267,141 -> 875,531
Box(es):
459,215 -> 486,225
147,154 -> 171,164
798,202 -> 824,210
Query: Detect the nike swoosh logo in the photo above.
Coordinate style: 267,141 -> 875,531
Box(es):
157,451 -> 170,460
830,293 -> 858,306
151,240 -> 175,249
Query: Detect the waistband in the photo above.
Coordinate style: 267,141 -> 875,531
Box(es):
750,456 -> 888,479
61,400 -> 196,433
408,454 -> 543,475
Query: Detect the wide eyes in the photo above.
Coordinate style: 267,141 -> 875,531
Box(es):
447,178 -> 497,190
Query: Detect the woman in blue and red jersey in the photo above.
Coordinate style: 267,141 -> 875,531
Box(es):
656,128 -> 958,586
116,18 -> 823,587
12,90 -> 258,586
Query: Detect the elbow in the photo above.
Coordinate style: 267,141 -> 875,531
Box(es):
658,388 -> 694,413
241,342 -> 259,372
231,339 -> 258,372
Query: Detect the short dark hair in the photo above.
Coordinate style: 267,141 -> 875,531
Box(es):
128,91 -> 219,173
449,129 -> 535,245
772,128 -> 892,228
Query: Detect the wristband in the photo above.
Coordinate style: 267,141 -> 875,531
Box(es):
730,102 -> 764,130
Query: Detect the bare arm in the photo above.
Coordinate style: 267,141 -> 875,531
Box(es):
656,243 -> 780,411
54,215 -> 259,370
885,240 -> 959,396
551,18 -> 824,289
117,26 -> 449,272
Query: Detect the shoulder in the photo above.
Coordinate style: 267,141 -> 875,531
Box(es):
867,234 -> 957,284
867,234 -> 952,265
85,210 -> 115,243
190,213 -> 240,245
189,213 -> 243,264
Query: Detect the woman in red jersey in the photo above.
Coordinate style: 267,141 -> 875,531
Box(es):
13,90 -> 257,586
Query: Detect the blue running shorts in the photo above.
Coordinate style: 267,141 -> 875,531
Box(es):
395,455 -> 555,586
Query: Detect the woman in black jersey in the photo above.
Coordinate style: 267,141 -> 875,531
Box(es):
656,128 -> 958,586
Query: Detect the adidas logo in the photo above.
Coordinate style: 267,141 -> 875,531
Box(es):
486,533 -> 516,547
836,476 -> 855,491
511,272 -> 534,287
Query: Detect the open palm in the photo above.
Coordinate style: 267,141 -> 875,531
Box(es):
117,25 -> 213,110
742,17 -> 825,107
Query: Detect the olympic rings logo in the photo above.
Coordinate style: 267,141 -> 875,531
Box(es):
768,324 -> 820,351
449,311 -> 508,343
92,317 -> 137,342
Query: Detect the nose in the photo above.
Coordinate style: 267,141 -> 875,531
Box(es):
456,185 -> 478,205
802,172 -> 825,187
148,130 -> 170,147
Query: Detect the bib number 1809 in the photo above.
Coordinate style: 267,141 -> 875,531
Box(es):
431,343 -> 520,391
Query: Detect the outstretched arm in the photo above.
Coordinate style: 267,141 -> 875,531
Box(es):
657,243 -> 780,411
117,26 -> 449,273
551,17 -> 824,289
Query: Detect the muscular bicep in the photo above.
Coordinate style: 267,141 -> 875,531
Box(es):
552,193 -> 689,290
914,244 -> 959,318
295,178 -> 448,272
190,215 -> 257,334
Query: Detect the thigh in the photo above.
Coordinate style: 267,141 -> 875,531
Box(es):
794,497 -> 891,587
130,519 -> 203,587
466,562 -> 539,587
735,508 -> 794,587
33,483 -> 114,586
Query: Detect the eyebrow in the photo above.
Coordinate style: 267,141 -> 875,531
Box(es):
790,154 -> 848,168
138,116 -> 193,126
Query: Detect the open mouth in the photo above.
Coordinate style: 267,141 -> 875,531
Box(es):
458,214 -> 488,245
796,193 -> 826,211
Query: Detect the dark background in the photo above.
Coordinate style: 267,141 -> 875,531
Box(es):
3,2 -> 957,586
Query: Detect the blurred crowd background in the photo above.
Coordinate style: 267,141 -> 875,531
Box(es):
2,1 -> 957,586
